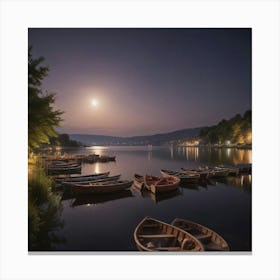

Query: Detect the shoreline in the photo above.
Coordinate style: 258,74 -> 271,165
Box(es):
177,144 -> 251,149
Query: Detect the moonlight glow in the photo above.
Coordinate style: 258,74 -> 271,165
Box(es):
91,99 -> 99,108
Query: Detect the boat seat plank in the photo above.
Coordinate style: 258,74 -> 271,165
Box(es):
139,234 -> 175,238
195,234 -> 212,243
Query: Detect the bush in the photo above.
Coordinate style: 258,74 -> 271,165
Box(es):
28,157 -> 64,250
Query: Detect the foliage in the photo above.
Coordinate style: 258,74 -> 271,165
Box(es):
199,110 -> 252,145
28,158 -> 65,250
28,47 -> 63,149
49,133 -> 82,147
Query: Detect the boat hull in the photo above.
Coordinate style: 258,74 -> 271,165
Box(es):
134,217 -> 204,252
133,174 -> 144,191
144,175 -> 180,194
56,172 -> 110,183
72,180 -> 133,194
171,218 -> 229,251
161,169 -> 200,183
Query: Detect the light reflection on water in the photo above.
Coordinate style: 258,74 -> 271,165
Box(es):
53,146 -> 252,251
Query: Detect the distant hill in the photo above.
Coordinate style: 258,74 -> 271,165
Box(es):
69,127 -> 203,146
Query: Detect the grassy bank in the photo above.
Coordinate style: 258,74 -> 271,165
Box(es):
28,156 -> 64,250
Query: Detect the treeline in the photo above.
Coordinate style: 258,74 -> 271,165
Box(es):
28,47 -> 63,150
199,110 -> 252,145
49,133 -> 83,147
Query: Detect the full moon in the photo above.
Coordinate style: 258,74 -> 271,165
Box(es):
91,99 -> 99,107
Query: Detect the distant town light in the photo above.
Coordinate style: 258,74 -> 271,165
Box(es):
226,140 -> 231,145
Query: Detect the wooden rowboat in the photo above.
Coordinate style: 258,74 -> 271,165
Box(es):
55,172 -> 110,183
47,165 -> 81,175
181,168 -> 209,179
171,218 -> 229,251
134,217 -> 204,252
133,174 -> 145,191
208,167 -> 229,178
71,180 -> 133,194
62,175 -> 121,186
48,163 -> 81,169
160,169 -> 200,183
144,175 -> 180,194
217,165 -> 239,176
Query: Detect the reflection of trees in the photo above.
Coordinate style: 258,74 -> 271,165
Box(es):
232,150 -> 252,165
213,175 -> 252,193
175,146 -> 252,166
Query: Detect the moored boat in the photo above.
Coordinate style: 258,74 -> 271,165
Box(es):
182,166 -> 229,178
62,174 -> 121,186
56,171 -> 110,183
48,163 -> 81,169
71,180 -> 133,194
98,155 -> 116,162
207,167 -> 229,178
180,168 -> 209,179
144,175 -> 180,194
217,165 -> 239,176
133,174 -> 145,191
171,218 -> 229,251
134,217 -> 204,252
47,164 -> 82,174
160,169 -> 200,183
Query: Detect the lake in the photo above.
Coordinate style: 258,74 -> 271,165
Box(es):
51,146 -> 252,252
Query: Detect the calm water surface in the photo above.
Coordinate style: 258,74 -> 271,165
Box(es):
52,146 -> 252,251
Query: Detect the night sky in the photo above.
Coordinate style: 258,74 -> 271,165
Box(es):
28,28 -> 251,137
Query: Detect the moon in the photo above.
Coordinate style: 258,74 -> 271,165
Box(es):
91,99 -> 99,108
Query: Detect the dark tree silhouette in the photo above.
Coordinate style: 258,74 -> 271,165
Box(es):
28,47 -> 63,149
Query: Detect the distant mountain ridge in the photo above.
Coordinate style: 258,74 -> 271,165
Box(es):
69,127 -> 204,146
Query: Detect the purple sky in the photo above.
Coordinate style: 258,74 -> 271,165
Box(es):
28,28 -> 251,137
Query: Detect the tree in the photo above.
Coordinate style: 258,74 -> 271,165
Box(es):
28,47 -> 63,149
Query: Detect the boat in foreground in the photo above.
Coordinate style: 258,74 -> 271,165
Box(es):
144,175 -> 180,194
171,218 -> 229,251
134,217 -> 204,252
71,180 -> 133,194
